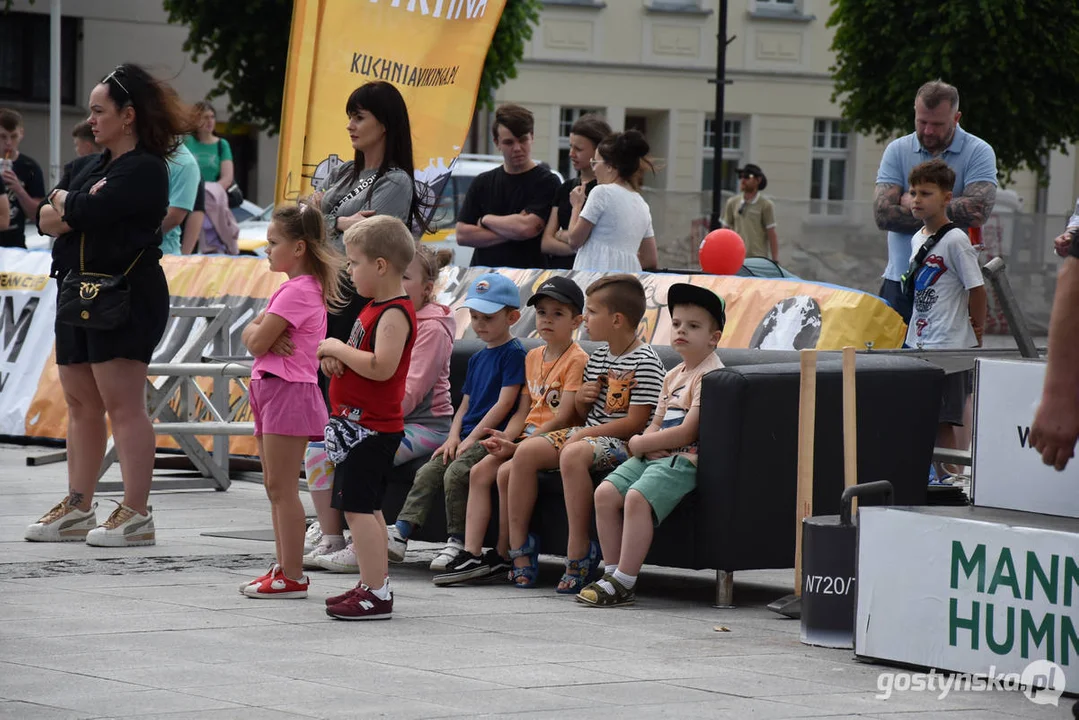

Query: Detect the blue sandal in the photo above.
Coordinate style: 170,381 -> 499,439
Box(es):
508,533 -> 540,588
557,540 -> 601,594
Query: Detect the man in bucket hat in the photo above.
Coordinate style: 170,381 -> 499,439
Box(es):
722,163 -> 778,262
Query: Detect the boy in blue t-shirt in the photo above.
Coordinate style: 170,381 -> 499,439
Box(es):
390,273 -> 527,570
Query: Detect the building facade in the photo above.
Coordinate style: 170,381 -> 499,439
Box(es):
0,0 -> 278,206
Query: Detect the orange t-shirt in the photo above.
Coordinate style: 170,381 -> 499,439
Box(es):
521,342 -> 589,437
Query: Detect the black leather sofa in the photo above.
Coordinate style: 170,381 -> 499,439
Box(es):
380,339 -> 943,603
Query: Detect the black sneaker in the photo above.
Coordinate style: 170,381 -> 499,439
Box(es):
467,549 -> 512,585
433,549 -> 507,586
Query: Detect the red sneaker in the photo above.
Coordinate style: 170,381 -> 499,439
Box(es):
325,584 -> 392,620
324,574 -> 389,606
243,566 -> 309,599
325,583 -> 363,606
238,563 -> 280,595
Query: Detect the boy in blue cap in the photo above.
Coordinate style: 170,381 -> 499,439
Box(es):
390,272 -> 528,570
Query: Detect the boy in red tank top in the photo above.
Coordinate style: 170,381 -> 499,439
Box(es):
317,216 -> 417,621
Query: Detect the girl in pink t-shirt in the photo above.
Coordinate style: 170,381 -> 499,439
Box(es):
238,202 -> 343,599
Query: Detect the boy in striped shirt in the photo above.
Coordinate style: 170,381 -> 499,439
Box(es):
504,274 -> 666,590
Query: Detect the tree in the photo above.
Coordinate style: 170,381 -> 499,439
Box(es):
163,0 -> 541,136
828,0 -> 1079,181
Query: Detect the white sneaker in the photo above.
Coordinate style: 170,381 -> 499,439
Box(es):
25,498 -> 98,542
316,543 -> 360,573
429,537 -> 464,572
387,525 -> 408,563
85,503 -> 155,547
303,521 -> 323,554
303,540 -> 343,570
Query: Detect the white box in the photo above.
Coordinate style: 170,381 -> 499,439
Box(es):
855,506 -> 1079,694
973,358 -> 1079,519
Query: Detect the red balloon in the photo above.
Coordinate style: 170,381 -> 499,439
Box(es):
699,228 -> 746,275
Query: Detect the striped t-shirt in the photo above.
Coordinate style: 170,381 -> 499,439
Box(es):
582,342 -> 666,427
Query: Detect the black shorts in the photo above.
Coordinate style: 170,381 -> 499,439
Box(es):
939,371 -> 971,427
192,181 -> 206,213
54,263 -> 170,365
330,430 -> 403,513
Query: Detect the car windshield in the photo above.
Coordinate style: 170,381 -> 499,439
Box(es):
427,176 -> 474,232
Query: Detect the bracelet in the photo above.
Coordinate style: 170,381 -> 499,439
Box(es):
478,215 -> 488,230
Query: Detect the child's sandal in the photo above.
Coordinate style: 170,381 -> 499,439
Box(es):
576,574 -> 636,607
556,540 -> 601,595
508,533 -> 540,589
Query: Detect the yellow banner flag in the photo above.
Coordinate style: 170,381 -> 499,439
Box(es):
275,0 -> 506,208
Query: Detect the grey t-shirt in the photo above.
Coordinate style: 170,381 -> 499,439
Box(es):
319,162 -> 413,250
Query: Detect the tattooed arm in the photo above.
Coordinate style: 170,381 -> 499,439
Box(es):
948,181 -> 996,228
873,183 -> 923,234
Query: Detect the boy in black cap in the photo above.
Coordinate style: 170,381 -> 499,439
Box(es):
577,283 -> 726,607
722,163 -> 779,262
435,276 -> 590,585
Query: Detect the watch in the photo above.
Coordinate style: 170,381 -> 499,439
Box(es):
478,215 -> 488,230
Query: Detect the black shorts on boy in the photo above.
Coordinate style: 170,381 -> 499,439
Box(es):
330,432 -> 404,513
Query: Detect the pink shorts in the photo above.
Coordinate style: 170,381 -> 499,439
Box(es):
249,376 -> 328,440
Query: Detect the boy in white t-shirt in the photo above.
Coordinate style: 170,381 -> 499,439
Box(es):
904,158 -> 987,482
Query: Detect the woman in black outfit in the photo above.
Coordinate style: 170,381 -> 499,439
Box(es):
24,64 -> 195,548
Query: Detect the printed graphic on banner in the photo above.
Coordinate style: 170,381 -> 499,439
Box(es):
275,0 -> 506,226
0,249 -> 56,436
3,253 -> 906,450
433,267 -> 906,350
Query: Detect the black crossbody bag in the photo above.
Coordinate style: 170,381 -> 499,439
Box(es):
56,235 -> 144,330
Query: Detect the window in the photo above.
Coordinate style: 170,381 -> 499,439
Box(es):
810,119 -> 850,215
557,106 -> 603,179
755,0 -> 798,13
0,12 -> 78,105
701,116 -> 742,193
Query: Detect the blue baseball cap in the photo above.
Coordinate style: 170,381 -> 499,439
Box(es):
462,273 -> 521,314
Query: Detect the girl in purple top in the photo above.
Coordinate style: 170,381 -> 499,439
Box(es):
238,202 -> 343,599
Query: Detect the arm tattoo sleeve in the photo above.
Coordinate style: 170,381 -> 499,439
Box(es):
949,181 -> 997,227
873,183 -> 923,234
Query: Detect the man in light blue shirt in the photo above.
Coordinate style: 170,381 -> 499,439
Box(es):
874,80 -> 997,323
161,142 -> 200,255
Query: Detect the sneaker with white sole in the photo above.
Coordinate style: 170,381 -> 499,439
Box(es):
303,521 -> 323,554
25,497 -> 98,542
303,539 -> 343,570
325,584 -> 392,620
316,543 -> 360,573
239,563 -> 280,594
429,537 -> 464,572
244,566 -> 310,599
85,503 -> 155,547
387,525 -> 408,563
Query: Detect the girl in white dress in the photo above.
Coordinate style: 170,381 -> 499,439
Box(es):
566,130 -> 659,273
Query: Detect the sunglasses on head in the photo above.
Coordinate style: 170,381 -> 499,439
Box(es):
103,66 -> 131,101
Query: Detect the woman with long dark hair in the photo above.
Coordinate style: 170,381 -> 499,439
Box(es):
567,129 -> 659,273
302,81 -> 432,571
25,63 -> 196,546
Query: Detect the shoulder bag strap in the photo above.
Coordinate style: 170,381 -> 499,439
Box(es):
901,222 -> 957,291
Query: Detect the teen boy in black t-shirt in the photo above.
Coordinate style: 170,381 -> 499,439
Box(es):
0,109 -> 46,248
456,104 -> 559,269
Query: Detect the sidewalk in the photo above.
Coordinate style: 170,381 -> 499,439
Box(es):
0,443 -> 1068,720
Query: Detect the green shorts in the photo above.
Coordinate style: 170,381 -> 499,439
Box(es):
603,455 -> 697,526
